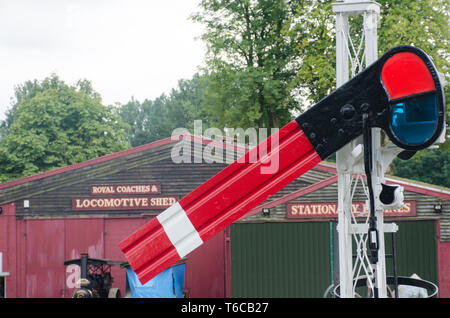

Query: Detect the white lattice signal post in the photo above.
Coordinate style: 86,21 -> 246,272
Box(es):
332,0 -> 400,298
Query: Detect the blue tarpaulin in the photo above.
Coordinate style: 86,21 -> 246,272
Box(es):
125,263 -> 185,298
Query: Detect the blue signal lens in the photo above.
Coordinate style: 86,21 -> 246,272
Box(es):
391,94 -> 438,145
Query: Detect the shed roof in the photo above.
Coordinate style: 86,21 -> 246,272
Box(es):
240,161 -> 450,220
1,133 -> 448,207
0,133 -> 249,205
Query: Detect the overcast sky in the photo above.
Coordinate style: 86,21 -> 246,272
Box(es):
0,0 -> 206,120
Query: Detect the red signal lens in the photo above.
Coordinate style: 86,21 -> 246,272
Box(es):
381,52 -> 435,100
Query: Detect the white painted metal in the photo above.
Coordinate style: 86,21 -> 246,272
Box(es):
332,0 -> 399,298
351,223 -> 399,235
0,252 -> 9,276
157,202 -> 203,258
334,4 -> 353,298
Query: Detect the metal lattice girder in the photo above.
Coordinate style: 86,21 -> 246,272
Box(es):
333,0 -> 383,298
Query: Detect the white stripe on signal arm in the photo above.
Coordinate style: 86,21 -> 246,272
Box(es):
156,202 -> 203,257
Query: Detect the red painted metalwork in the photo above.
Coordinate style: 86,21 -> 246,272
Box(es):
25,220 -> 66,298
64,219 -> 105,297
183,229 -> 229,298
0,211 -> 227,298
103,217 -> 151,299
437,222 -> 450,298
120,121 -> 322,284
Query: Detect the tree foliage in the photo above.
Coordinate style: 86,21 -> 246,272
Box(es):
119,74 -> 210,147
392,150 -> 450,188
189,0 -> 449,187
295,0 -> 449,185
192,0 -> 305,129
1,1 -> 446,187
191,0 -> 448,136
291,0 -> 450,150
0,74 -> 129,182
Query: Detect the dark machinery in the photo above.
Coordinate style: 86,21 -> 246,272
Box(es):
64,253 -> 123,298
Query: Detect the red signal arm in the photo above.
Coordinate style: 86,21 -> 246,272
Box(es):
119,45 -> 445,284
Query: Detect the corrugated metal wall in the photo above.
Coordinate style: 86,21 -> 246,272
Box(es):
384,220 -> 438,284
0,213 -> 227,298
25,219 -> 66,298
230,222 -> 332,298
243,178 -> 449,243
230,220 -> 438,298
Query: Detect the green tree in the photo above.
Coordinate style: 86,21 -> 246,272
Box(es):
192,0 -> 305,129
119,74 -> 210,147
292,0 -> 450,185
288,0 -> 336,104
165,74 -> 211,129
290,0 -> 449,150
193,0 -> 448,133
118,97 -> 150,147
0,74 -> 129,182
391,150 -> 450,188
190,0 -> 449,187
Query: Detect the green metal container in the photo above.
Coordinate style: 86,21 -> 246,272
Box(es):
230,220 -> 438,298
230,222 -> 332,298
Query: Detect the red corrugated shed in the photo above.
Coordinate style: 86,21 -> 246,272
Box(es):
0,212 -> 230,298
0,134 -> 448,298
0,134 -> 235,298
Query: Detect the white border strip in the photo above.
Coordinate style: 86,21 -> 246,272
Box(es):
385,177 -> 450,196
157,202 -> 203,257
